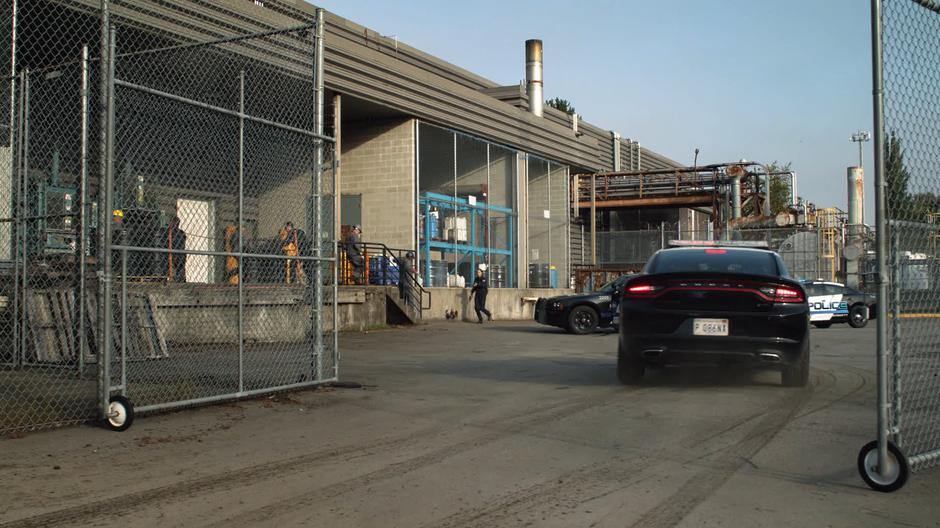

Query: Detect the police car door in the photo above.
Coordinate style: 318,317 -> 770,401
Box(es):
807,283 -> 846,322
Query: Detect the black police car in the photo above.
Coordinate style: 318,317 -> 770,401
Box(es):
618,242 -> 810,387
534,275 -> 634,334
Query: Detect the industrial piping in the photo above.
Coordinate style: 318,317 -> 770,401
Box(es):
525,39 -> 543,117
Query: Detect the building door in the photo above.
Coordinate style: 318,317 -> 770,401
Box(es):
177,198 -> 214,283
341,194 -> 361,228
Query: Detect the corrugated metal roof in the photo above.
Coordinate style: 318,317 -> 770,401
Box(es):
60,0 -> 680,172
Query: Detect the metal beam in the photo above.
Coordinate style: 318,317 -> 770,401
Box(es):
578,195 -> 714,209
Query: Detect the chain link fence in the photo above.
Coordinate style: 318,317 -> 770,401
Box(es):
1,0 -> 336,435
879,0 -> 940,478
594,224 -> 845,282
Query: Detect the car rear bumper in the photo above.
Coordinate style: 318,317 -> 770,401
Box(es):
620,307 -> 808,367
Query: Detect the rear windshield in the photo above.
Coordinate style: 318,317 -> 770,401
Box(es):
646,249 -> 780,276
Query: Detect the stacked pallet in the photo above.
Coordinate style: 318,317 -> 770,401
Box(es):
25,289 -> 168,364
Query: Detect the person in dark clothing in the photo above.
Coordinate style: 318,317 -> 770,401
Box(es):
162,216 -> 187,282
470,268 -> 492,324
344,224 -> 365,285
397,251 -> 416,310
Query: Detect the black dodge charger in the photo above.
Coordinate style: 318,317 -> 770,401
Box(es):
534,275 -> 634,334
618,244 -> 810,387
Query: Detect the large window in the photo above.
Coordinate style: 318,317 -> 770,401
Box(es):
527,155 -> 569,288
417,123 -> 516,288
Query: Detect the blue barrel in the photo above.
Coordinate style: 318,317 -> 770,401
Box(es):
369,256 -> 400,285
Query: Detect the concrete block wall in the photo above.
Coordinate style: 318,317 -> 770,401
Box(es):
342,118 -> 416,250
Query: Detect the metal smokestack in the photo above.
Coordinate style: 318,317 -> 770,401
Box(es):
847,166 -> 865,227
525,39 -> 543,117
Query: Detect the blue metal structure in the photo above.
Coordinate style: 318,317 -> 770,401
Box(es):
419,192 -> 514,287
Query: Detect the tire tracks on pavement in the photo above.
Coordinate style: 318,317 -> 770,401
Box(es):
0,387 -> 637,528
207,387 -> 643,527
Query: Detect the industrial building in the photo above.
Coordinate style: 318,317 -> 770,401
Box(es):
0,0 -> 700,434
2,0 -> 691,291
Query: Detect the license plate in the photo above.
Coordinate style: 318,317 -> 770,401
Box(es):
693,318 -> 728,336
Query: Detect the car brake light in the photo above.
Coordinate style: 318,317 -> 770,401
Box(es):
773,286 -> 804,303
704,249 -> 727,254
624,283 -> 663,298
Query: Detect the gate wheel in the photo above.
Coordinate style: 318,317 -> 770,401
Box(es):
104,395 -> 135,432
857,440 -> 909,492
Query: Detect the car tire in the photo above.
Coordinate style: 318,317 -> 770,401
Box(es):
849,304 -> 869,328
812,322 -> 831,329
617,342 -> 645,385
568,306 -> 599,335
782,339 -> 810,387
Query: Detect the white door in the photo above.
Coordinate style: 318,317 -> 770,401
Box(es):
177,198 -> 214,283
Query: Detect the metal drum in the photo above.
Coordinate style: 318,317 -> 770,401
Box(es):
488,265 -> 506,288
427,260 -> 448,287
528,263 -> 550,288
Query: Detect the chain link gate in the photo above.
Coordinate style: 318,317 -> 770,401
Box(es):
859,0 -> 940,492
103,10 -> 337,422
1,0 -> 337,435
0,0 -> 103,434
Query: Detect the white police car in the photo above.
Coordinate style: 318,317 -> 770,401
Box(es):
801,280 -> 876,329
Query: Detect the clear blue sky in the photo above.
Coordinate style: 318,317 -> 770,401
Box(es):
314,0 -> 875,218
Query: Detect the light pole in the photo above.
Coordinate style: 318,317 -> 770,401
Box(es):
851,130 -> 871,168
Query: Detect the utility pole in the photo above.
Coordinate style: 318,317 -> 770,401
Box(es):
851,130 -> 871,168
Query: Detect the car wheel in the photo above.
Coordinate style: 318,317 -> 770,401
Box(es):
812,322 -> 831,329
782,339 -> 810,387
858,440 -> 909,492
617,342 -> 645,385
849,304 -> 869,328
568,306 -> 599,335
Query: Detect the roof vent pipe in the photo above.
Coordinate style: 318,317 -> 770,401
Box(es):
525,39 -> 543,117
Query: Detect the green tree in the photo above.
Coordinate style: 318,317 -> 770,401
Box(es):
545,97 -> 575,115
885,131 -> 913,220
762,161 -> 793,215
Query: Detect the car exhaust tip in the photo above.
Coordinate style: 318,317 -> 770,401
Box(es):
642,348 -> 665,359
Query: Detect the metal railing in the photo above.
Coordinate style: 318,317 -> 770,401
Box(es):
340,240 -> 431,316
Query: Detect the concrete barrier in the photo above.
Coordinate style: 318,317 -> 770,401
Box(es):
423,287 -> 573,322
128,284 -> 387,344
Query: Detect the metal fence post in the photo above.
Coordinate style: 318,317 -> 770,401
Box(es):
238,69 -> 245,393
870,0 -> 892,481
13,69 -> 26,369
891,227 -> 902,447
332,154 -> 339,379
6,0 -> 17,264
97,5 -> 115,419
77,44 -> 90,377
313,9 -> 326,379
120,247 -> 127,393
